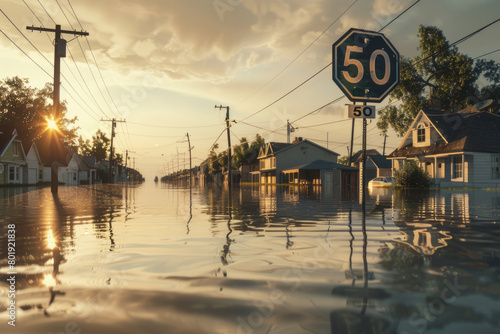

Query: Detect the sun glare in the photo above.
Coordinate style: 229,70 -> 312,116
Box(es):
46,117 -> 59,131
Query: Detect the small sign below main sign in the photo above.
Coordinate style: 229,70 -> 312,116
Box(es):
348,104 -> 375,119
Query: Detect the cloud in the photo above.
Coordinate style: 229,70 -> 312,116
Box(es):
63,0 -> 335,82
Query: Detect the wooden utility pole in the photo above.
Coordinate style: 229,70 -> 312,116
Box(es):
186,133 -> 193,188
27,25 -> 89,194
287,120 -> 297,144
101,118 -> 126,183
215,105 -> 232,188
125,150 -> 135,181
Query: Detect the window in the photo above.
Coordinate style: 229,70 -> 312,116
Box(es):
493,155 -> 500,179
417,124 -> 426,143
9,166 -> 19,182
12,143 -> 18,156
73,173 -> 77,181
271,157 -> 276,168
39,169 -> 44,181
453,156 -> 463,179
259,160 -> 265,170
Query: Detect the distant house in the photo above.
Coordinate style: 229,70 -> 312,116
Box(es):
281,159 -> 358,199
81,156 -> 99,184
350,149 -> 381,167
389,107 -> 500,187
0,129 -> 27,185
256,138 -> 340,184
365,155 -> 392,179
23,142 -> 44,185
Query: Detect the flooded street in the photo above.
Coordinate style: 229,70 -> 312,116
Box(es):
1,183 -> 500,334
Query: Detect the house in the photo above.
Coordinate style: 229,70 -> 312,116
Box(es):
0,129 -> 27,185
256,138 -> 340,184
23,142 -> 44,185
350,149 -> 381,167
81,156 -> 99,184
364,155 -> 392,179
389,107 -> 500,187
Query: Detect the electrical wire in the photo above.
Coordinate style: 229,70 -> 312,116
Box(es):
239,0 -> 421,124
0,29 -> 53,79
240,0 -> 359,104
37,0 -> 56,25
474,48 -> 500,59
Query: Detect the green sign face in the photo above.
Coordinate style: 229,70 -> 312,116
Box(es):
332,28 -> 399,102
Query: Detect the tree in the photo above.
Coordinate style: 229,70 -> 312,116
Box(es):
232,134 -> 265,167
114,153 -> 123,166
378,26 -> 500,136
78,129 -> 110,161
0,76 -> 79,146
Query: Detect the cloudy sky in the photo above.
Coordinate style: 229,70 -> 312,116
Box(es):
1,0 -> 499,179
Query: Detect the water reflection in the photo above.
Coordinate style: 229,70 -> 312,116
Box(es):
0,184 -> 499,333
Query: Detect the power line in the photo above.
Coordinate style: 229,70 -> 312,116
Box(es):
37,0 -> 56,25
0,29 -> 53,79
0,8 -> 53,67
240,0 -> 359,103
298,118 -> 351,129
474,48 -> 500,59
23,0 -> 52,42
239,0 -> 421,124
378,0 -> 421,32
405,18 -> 500,71
127,121 -> 222,129
240,62 -> 332,122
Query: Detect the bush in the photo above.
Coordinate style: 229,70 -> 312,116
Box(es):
393,160 -> 430,188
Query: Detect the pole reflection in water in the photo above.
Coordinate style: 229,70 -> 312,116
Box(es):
220,186 -> 233,279
43,194 -> 65,316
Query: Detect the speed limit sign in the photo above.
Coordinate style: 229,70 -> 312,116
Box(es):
348,104 -> 375,119
332,28 -> 399,102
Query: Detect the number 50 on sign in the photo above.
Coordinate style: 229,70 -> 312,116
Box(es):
348,105 -> 375,119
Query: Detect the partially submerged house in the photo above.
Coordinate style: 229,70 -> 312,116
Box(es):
23,141 -> 44,185
389,107 -> 500,188
0,129 -> 27,185
256,138 -> 340,184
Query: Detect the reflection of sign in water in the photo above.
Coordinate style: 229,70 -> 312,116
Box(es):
399,228 -> 452,255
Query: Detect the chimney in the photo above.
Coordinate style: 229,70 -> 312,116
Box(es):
292,137 -> 303,144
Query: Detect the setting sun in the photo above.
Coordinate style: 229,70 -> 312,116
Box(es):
46,117 -> 59,132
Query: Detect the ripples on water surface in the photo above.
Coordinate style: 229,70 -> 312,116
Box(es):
0,183 -> 499,334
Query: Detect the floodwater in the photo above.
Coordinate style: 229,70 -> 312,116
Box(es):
1,183 -> 499,334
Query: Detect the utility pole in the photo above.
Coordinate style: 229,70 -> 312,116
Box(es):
27,25 -> 89,194
101,118 -> 126,183
125,150 -> 135,181
186,133 -> 193,188
382,134 -> 387,156
286,120 -> 297,144
215,105 -> 232,188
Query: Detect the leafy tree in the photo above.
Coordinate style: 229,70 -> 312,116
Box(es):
378,26 -> 500,136
114,153 -> 123,165
78,129 -> 110,161
232,137 -> 249,168
393,160 -> 430,188
232,134 -> 265,167
207,143 -> 221,174
0,76 -> 79,146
